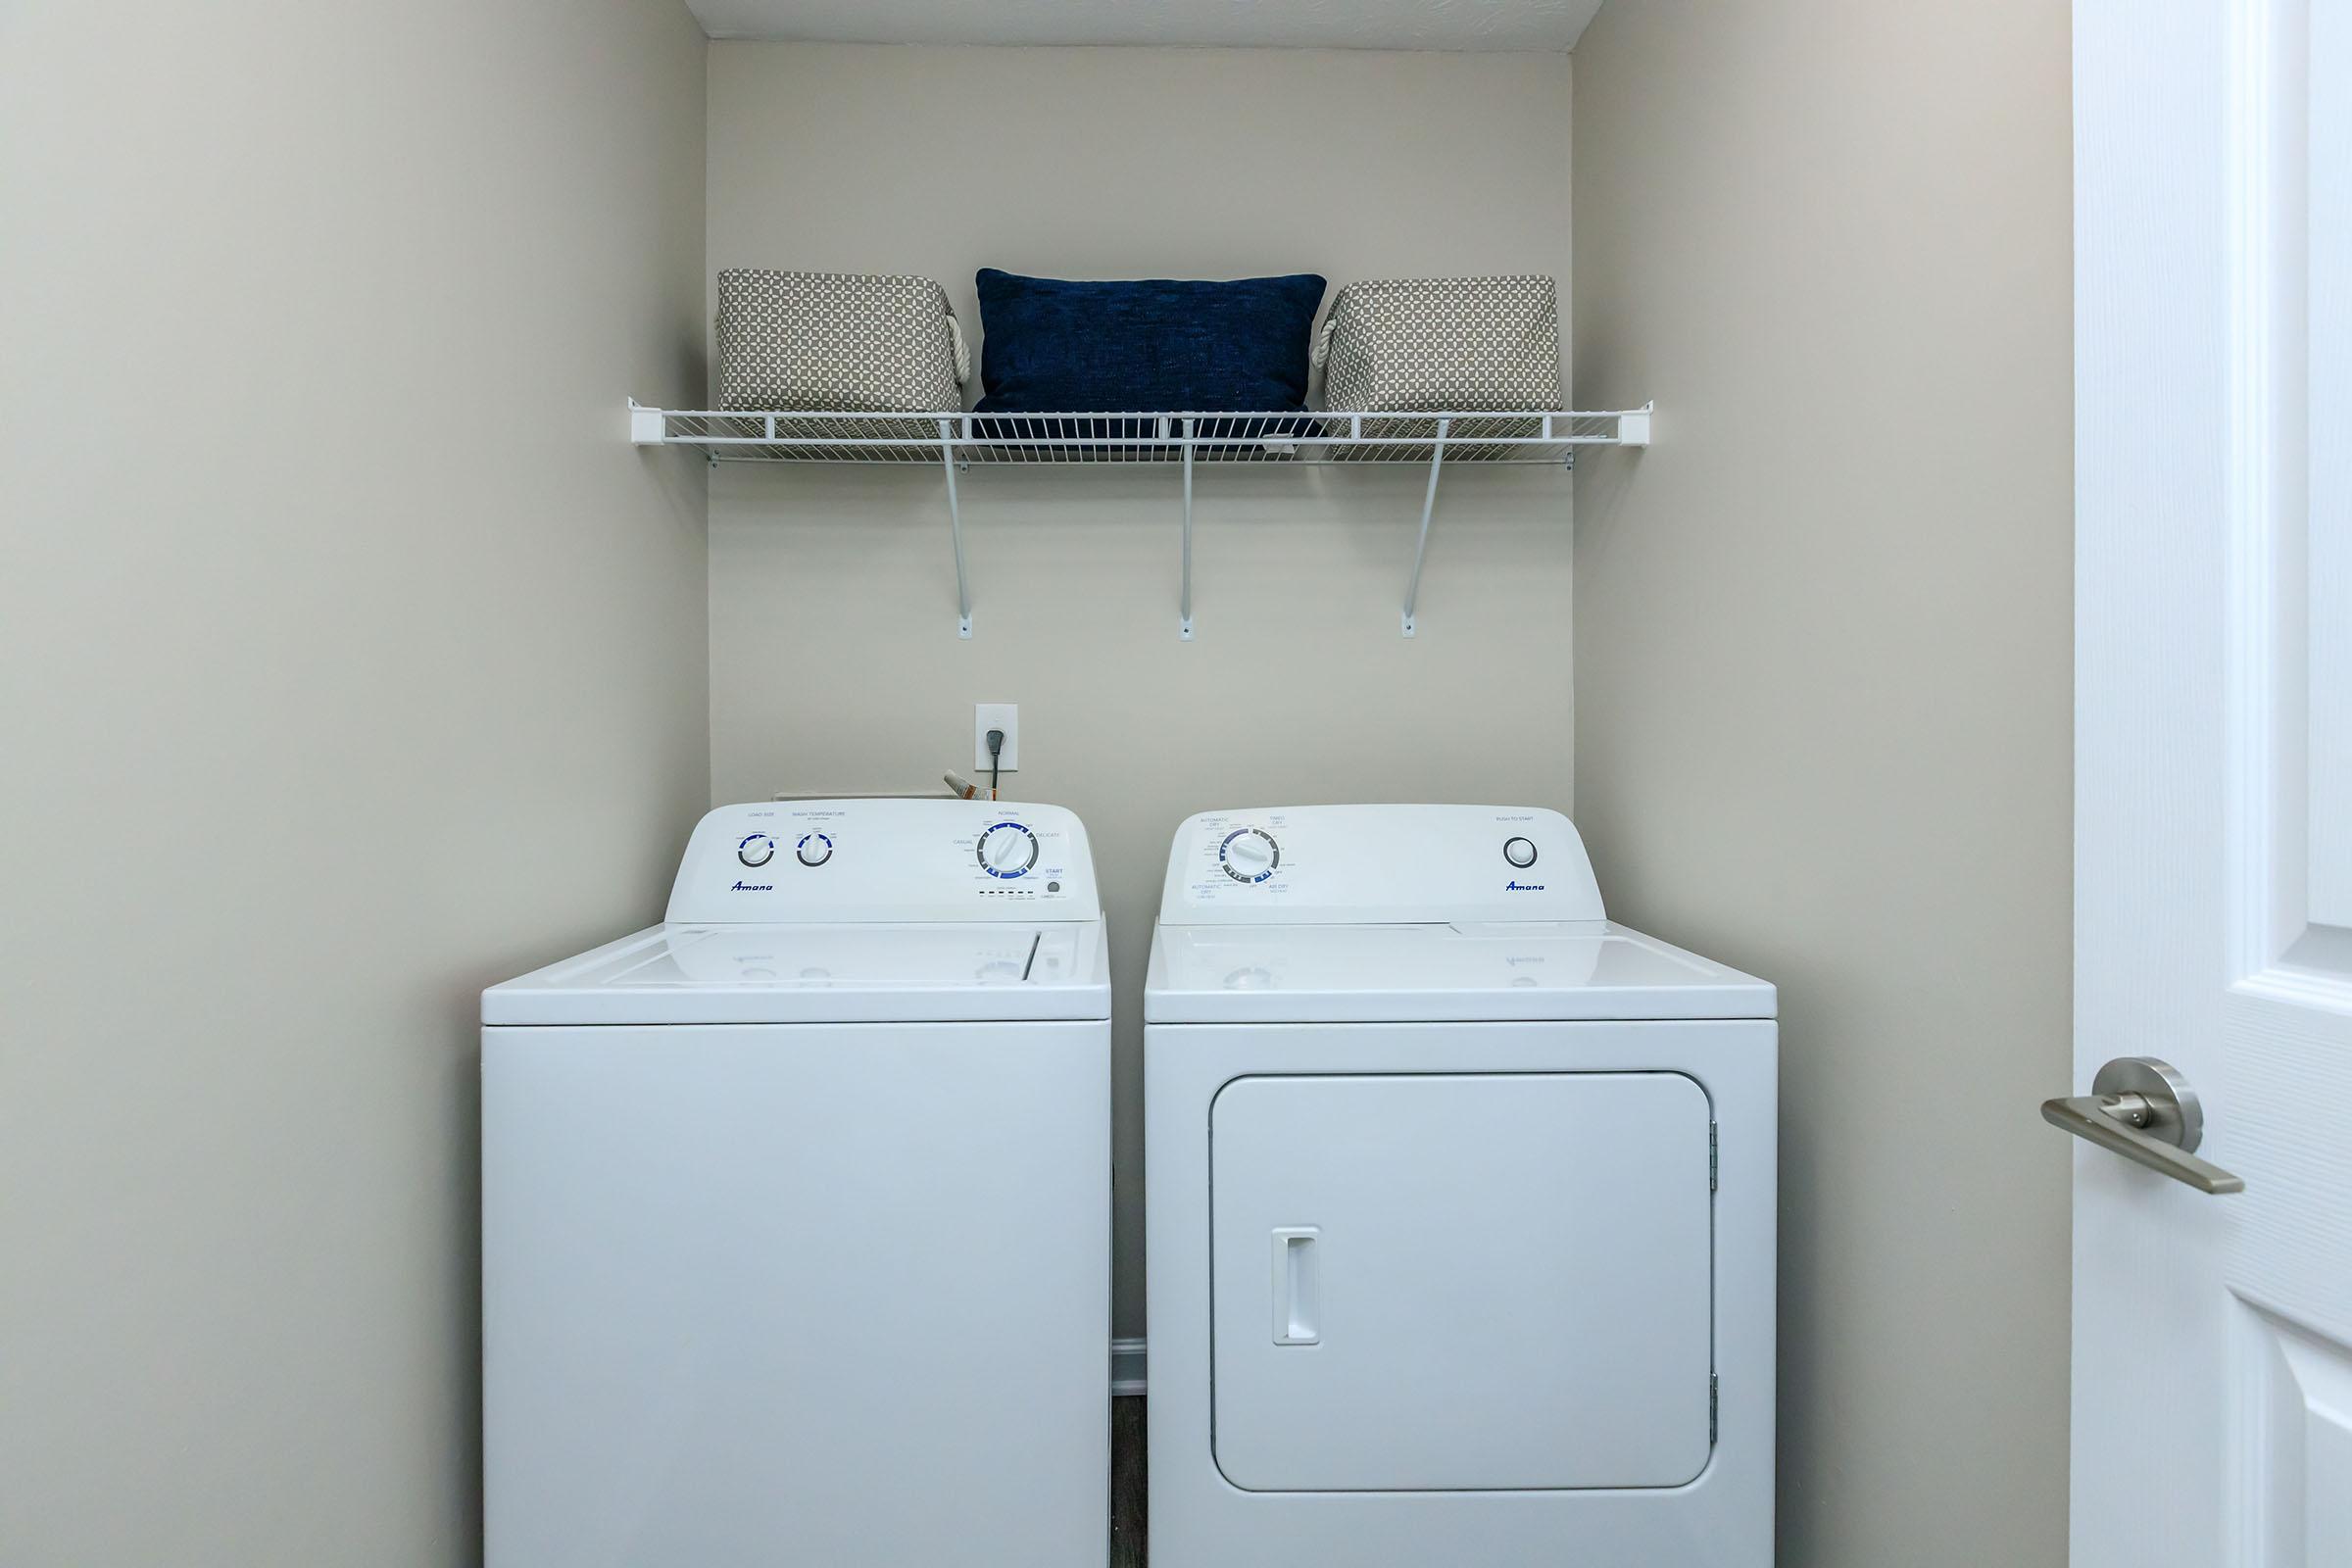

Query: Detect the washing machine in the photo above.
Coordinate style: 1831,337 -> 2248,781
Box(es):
1144,805 -> 1776,1567
482,798 -> 1110,1568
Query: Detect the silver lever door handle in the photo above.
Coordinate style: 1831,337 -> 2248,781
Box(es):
2041,1056 -> 2244,1195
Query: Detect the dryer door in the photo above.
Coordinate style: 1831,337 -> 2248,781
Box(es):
1209,1071 -> 1713,1492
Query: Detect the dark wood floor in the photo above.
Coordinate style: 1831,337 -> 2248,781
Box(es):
1111,1396 -> 1146,1567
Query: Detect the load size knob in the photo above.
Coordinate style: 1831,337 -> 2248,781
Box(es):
738,834 -> 776,867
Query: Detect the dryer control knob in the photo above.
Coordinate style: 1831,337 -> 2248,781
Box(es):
796,833 -> 833,867
1503,836 -> 1539,869
1220,827 -> 1280,883
738,834 -> 776,867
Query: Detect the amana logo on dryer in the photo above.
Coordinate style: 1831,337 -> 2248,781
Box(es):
1505,880 -> 1545,892
731,880 -> 773,892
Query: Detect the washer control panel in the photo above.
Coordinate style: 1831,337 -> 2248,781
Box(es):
1158,806 -> 1604,926
668,799 -> 1099,924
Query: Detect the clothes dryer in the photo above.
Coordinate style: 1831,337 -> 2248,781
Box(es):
1145,805 -> 1775,1567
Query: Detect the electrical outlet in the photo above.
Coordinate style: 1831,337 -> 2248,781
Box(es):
973,704 -> 1019,772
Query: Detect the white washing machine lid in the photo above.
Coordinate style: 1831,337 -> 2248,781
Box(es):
1145,920 -> 1775,1023
483,920 -> 1111,1026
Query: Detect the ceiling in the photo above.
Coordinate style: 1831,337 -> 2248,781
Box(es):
683,0 -> 1607,52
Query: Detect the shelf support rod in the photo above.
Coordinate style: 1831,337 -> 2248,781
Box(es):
1180,417 -> 1197,640
1400,417 -> 1449,637
940,418 -> 972,638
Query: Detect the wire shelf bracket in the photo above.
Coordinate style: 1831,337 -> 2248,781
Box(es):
1399,418 -> 1449,638
629,400 -> 1653,640
938,417 -> 972,638
1178,418 -> 1198,641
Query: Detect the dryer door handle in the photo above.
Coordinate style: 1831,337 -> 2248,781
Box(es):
1272,1228 -> 1321,1345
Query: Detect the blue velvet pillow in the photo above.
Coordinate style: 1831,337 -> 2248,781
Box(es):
973,270 -> 1327,414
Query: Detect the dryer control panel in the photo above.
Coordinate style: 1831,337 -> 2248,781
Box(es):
668,799 -> 1099,924
1157,805 -> 1604,926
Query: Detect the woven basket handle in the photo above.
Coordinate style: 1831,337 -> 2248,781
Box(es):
946,309 -> 972,386
1309,303 -> 1343,371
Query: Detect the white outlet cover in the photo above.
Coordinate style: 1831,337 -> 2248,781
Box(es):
974,704 -> 1018,772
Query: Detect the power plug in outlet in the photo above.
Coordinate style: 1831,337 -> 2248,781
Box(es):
974,704 -> 1019,772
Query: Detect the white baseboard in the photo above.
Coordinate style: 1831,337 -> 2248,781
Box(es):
1111,1337 -> 1147,1396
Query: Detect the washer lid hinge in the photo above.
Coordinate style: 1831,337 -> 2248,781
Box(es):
1710,1373 -> 1720,1445
1709,1121 -> 1719,1191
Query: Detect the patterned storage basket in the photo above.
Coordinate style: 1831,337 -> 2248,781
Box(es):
1311,276 -> 1561,410
715,270 -> 969,416
1310,276 -> 1562,459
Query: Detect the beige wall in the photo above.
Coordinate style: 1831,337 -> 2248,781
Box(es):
707,42 -> 1580,1336
0,3 -> 709,1561
1571,2 -> 2072,1564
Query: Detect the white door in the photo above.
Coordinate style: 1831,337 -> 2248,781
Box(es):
1209,1071 -> 1713,1492
2073,3 -> 2352,1564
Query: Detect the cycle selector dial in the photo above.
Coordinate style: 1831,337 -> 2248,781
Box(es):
796,833 -> 833,867
737,834 -> 776,868
1220,827 -> 1281,884
978,822 -> 1040,879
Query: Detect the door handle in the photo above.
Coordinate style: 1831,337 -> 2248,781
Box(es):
1272,1227 -> 1320,1345
2041,1055 -> 2244,1195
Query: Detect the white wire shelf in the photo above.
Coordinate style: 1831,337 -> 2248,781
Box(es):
627,400 -> 1653,638
628,404 -> 1649,465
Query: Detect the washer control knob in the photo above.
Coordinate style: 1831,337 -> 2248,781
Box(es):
1503,836 -> 1539,869
738,834 -> 776,867
978,822 -> 1039,879
796,833 -> 833,867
